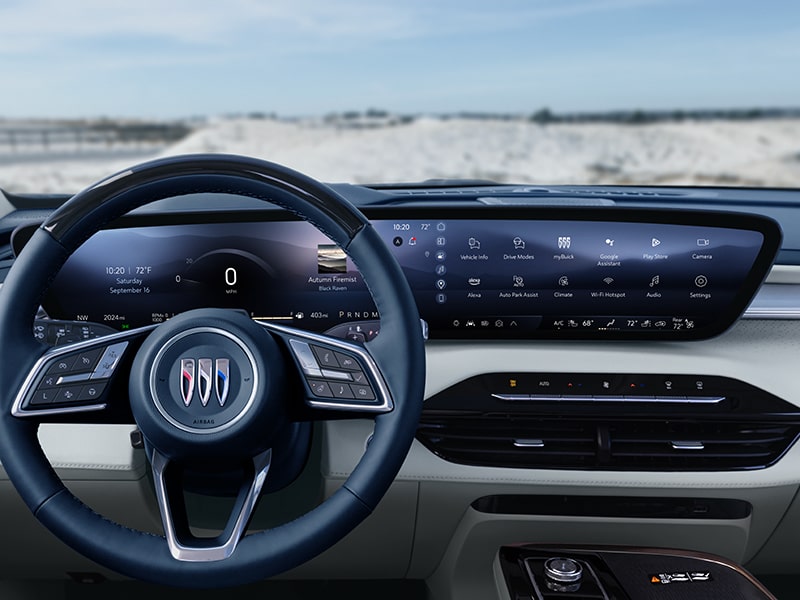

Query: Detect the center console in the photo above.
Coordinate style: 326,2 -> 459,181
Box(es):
498,545 -> 776,599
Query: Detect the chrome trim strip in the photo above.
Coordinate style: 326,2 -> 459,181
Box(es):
11,326 -> 156,418
514,439 -> 545,448
320,368 -> 352,381
685,396 -> 725,404
152,448 -> 272,562
491,393 -> 724,404
262,322 -> 393,413
742,308 -> 800,319
56,373 -> 92,385
672,441 -> 705,450
12,402 -> 109,418
743,282 -> 800,319
492,393 -> 533,401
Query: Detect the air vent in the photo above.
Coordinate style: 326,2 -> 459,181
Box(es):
608,421 -> 798,470
416,413 -> 800,471
417,415 -> 597,469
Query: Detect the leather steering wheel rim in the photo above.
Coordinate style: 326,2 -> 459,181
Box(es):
0,154 -> 426,588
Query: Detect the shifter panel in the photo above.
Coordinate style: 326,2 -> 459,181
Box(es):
499,546 -> 776,600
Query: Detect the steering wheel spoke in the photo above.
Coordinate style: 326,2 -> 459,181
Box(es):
151,448 -> 272,562
259,322 -> 393,415
11,326 -> 154,420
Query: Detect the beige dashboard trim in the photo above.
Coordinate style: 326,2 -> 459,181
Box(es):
0,424 -> 146,481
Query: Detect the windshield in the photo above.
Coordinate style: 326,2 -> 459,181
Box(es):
1,0 -> 798,194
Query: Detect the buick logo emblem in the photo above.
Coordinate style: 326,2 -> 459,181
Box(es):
180,358 -> 230,407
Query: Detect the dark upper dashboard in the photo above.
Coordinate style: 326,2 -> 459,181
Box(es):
2,183 -> 792,344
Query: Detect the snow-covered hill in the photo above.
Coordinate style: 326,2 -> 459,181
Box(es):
2,116 -> 799,194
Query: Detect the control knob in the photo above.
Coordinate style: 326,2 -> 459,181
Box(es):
544,556 -> 583,593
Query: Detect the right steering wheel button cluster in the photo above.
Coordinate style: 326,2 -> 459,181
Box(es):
288,338 -> 379,406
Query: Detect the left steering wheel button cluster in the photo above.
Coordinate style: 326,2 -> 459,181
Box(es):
23,341 -> 128,410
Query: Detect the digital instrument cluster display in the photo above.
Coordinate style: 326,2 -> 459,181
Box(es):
41,209 -> 780,340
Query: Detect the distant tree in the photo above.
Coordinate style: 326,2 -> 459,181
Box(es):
627,110 -> 649,124
365,108 -> 389,119
530,107 -> 553,124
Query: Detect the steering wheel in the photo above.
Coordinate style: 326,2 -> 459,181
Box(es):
0,154 -> 426,588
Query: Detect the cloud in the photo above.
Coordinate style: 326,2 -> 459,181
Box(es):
0,0 -> 671,54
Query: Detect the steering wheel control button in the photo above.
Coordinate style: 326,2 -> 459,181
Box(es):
90,342 -> 129,379
330,382 -> 354,399
309,380 -> 334,398
46,355 -> 78,375
78,382 -> 107,401
30,388 -> 58,405
350,371 -> 368,384
334,352 -> 361,370
311,345 -> 340,368
56,386 -> 83,403
288,339 -> 323,378
350,385 -> 375,401
73,348 -> 103,372
39,374 -> 59,389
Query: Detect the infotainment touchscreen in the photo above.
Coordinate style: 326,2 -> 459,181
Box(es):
40,208 -> 781,340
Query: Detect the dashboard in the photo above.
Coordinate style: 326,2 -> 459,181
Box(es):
2,181 -> 800,599
24,207 -> 780,342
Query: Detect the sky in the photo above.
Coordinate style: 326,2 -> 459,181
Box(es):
0,0 -> 798,119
